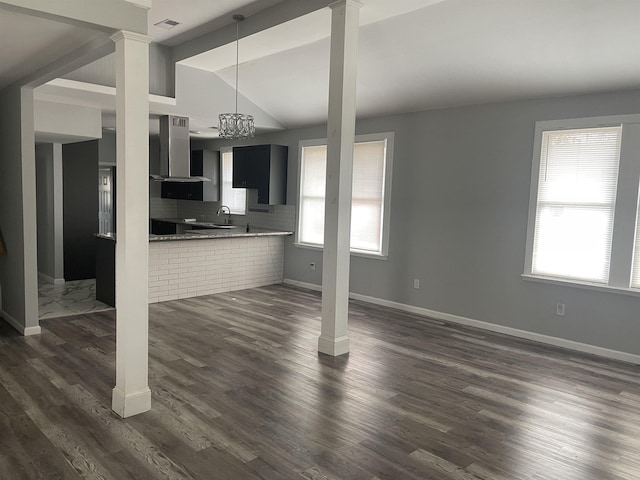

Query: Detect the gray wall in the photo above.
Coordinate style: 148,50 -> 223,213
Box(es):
35,143 -> 64,283
201,88 -> 640,357
35,144 -> 55,279
99,132 -> 116,166
0,85 -> 25,323
0,85 -> 38,330
0,88 -> 24,324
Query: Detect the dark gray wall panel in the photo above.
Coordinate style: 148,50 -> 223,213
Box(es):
63,140 -> 98,281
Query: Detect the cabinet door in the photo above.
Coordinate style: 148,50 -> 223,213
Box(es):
232,146 -> 258,188
262,145 -> 287,205
232,145 -> 272,188
150,220 -> 177,235
190,150 -> 204,176
161,181 -> 202,201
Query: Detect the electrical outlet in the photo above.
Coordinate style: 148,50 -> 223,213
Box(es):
556,303 -> 565,316
310,262 -> 316,271
413,278 -> 420,289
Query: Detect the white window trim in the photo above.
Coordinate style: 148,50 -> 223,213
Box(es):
524,114 -> 640,295
521,273 -> 640,298
220,147 -> 246,216
295,132 -> 394,259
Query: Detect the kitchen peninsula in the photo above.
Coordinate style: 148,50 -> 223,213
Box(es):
96,223 -> 292,306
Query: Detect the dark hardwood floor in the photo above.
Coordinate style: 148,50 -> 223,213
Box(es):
2,284 -> 640,479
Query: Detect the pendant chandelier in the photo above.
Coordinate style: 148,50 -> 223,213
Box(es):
218,14 -> 255,140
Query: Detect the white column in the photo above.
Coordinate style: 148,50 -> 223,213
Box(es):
20,87 -> 40,336
110,30 -> 151,418
319,0 -> 362,357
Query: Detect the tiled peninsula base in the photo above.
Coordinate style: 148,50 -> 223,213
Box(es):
148,236 -> 284,303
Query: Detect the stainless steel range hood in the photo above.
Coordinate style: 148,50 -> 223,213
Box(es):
150,115 -> 210,183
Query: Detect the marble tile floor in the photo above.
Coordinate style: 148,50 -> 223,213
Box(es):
39,279 -> 112,319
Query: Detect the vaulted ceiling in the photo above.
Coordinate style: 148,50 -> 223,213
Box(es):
3,0 -> 640,137
178,0 -> 640,129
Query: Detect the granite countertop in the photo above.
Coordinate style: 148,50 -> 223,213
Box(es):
150,226 -> 292,241
96,227 -> 293,242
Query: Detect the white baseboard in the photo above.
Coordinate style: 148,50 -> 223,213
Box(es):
24,326 -> 42,336
112,386 -> 151,418
38,272 -> 65,285
318,335 -> 350,357
285,278 -> 321,292
1,310 -> 41,336
283,279 -> 640,365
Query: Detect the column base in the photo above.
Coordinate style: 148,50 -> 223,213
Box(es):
318,335 -> 350,356
112,386 -> 151,418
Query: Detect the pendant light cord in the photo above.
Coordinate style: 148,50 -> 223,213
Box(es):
218,14 -> 254,140
235,18 -> 239,116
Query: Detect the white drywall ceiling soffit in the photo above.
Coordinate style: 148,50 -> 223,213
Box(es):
0,8 -> 103,89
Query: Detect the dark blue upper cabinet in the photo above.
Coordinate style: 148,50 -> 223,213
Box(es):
232,144 -> 287,205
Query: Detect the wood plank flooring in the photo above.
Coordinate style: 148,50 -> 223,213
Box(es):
2,284 -> 640,479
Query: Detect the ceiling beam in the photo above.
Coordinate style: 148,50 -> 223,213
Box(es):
20,35 -> 116,89
172,0 -> 334,64
0,0 -> 148,34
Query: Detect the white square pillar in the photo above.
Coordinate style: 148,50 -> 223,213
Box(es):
110,30 -> 151,418
319,0 -> 362,357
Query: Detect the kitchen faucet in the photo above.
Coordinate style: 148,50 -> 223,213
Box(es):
216,205 -> 232,225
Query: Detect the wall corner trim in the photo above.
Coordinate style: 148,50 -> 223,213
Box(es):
1,310 -> 41,336
283,279 -> 640,365
38,272 -> 65,285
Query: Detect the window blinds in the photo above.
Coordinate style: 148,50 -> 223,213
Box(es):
299,140 -> 387,254
351,141 -> 387,251
630,202 -> 640,288
221,151 -> 246,215
299,145 -> 327,245
532,126 -> 622,283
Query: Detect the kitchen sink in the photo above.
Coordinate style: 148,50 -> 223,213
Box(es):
205,224 -> 237,229
185,226 -> 238,234
191,222 -> 238,229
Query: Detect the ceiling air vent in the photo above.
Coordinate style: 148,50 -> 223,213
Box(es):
154,19 -> 180,30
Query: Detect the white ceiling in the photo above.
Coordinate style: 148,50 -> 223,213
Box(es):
182,0 -> 640,129
178,0 -> 447,72
148,0 -> 286,46
0,8 -> 104,90
5,0 -> 640,138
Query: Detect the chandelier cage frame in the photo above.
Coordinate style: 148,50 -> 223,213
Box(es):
218,14 -> 255,140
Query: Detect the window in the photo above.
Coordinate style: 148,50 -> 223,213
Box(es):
524,115 -> 640,293
221,149 -> 246,215
532,127 -> 622,282
297,133 -> 393,257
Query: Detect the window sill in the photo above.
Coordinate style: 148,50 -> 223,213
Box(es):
521,274 -> 640,298
294,242 -> 388,260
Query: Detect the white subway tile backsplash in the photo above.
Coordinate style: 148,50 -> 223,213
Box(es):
175,200 -> 296,233
150,196 -> 178,218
